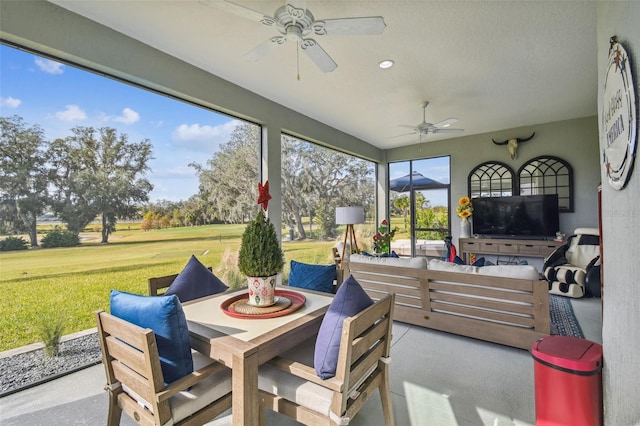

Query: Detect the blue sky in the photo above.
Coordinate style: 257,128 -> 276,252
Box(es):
0,44 -> 240,202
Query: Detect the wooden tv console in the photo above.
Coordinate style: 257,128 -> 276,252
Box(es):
459,237 -> 563,263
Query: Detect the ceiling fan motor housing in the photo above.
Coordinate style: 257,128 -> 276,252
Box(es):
273,5 -> 315,38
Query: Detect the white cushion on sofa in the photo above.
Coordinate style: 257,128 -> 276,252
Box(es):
428,259 -> 477,274
350,254 -> 427,269
478,265 -> 540,280
428,259 -> 540,280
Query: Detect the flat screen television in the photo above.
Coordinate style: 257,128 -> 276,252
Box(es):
471,194 -> 560,239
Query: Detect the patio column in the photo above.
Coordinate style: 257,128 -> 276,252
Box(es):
376,162 -> 388,225
261,125 -> 282,242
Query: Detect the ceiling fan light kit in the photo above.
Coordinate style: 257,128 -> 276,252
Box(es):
206,1 -> 386,73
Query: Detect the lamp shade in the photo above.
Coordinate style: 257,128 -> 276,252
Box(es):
335,207 -> 365,225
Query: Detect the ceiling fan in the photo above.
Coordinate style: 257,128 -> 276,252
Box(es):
396,102 -> 464,140
201,1 -> 386,73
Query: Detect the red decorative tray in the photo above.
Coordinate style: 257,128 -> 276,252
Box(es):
220,289 -> 306,319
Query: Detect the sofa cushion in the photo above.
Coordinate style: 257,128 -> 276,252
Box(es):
478,264 -> 540,280
165,255 -> 228,302
429,259 -> 477,274
314,274 -> 373,379
110,290 -> 193,384
350,253 -> 427,269
428,259 -> 540,280
288,260 -> 336,294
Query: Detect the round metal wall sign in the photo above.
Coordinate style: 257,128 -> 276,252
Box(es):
602,41 -> 637,190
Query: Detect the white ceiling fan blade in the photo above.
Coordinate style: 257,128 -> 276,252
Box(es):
200,0 -> 274,26
243,37 -> 285,62
314,17 -> 386,36
433,128 -> 465,134
433,118 -> 459,128
300,39 -> 337,72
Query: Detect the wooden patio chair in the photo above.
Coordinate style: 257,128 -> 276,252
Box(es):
148,267 -> 212,296
258,294 -> 395,426
96,310 -> 232,426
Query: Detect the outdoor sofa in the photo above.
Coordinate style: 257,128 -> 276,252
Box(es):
342,254 -> 550,350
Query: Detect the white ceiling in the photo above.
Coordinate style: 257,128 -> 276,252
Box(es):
50,0 -> 598,150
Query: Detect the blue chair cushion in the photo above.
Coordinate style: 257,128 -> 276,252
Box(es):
288,260 -> 336,294
110,290 -> 193,384
165,255 -> 228,302
314,274 -> 373,379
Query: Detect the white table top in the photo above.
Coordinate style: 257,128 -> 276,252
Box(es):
182,288 -> 334,342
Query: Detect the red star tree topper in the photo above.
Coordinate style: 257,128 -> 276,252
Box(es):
257,180 -> 272,211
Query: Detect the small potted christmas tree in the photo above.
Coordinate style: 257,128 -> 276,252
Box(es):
237,181 -> 285,306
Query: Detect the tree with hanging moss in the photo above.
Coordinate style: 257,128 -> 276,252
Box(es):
49,126 -> 153,243
0,115 -> 50,246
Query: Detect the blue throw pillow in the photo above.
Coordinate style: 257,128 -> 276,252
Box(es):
452,255 -> 465,265
472,256 -> 485,267
165,255 -> 228,302
314,274 -> 373,379
110,290 -> 193,384
288,260 -> 336,294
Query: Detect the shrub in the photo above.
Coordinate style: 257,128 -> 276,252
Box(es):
41,230 -> 80,248
0,236 -> 29,251
237,209 -> 284,277
37,313 -> 66,357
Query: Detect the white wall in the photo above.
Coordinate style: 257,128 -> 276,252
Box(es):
597,2 -> 640,424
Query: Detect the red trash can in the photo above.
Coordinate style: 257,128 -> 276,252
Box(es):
531,335 -> 603,426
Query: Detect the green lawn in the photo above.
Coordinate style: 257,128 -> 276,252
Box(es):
0,224 -> 335,351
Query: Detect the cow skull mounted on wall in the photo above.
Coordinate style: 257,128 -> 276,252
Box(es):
492,132 -> 535,160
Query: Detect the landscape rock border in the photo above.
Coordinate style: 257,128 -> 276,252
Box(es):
0,328 -> 102,397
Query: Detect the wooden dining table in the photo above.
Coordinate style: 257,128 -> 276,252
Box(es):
181,287 -> 334,426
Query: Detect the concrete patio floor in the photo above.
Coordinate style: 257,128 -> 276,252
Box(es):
0,297 -> 602,425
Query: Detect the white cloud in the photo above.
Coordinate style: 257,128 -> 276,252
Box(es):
55,104 -> 87,122
171,120 -> 240,152
113,107 -> 140,124
34,58 -> 64,75
1,96 -> 21,108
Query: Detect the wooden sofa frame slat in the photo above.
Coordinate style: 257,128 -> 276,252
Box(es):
429,301 -> 536,328
427,269 -> 537,292
429,291 -> 534,315
429,281 -> 534,304
343,261 -> 550,350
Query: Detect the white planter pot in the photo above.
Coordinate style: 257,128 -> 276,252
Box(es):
246,275 -> 277,306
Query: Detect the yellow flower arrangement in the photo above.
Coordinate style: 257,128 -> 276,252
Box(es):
456,196 -> 473,219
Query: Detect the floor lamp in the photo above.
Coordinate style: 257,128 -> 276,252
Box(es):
336,206 -> 365,263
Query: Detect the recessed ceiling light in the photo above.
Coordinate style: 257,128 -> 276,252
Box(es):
378,60 -> 394,69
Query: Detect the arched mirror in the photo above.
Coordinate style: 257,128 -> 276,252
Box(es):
518,156 -> 573,212
468,161 -> 515,198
